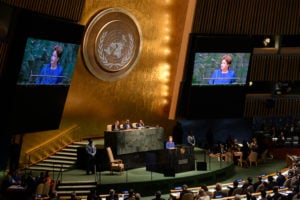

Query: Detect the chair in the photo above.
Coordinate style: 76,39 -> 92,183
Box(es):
259,149 -> 268,163
35,183 -> 44,195
248,151 -> 258,167
42,181 -> 50,196
131,122 -> 136,128
106,147 -> 124,174
225,151 -> 233,162
107,124 -> 112,131
35,183 -> 50,200
237,152 -> 248,168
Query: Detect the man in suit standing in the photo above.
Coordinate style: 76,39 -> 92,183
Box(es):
86,139 -> 96,175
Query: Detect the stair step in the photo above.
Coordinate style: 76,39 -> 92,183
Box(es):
67,144 -> 85,148
61,148 -> 78,152
73,141 -> 88,144
35,163 -> 73,168
43,159 -> 76,164
49,155 -> 78,160
27,166 -> 67,172
56,151 -> 77,156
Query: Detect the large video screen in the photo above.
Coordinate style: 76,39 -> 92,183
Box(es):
192,52 -> 251,86
17,37 -> 80,85
176,34 -> 254,119
2,9 -> 84,135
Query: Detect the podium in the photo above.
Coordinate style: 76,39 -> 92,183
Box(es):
145,145 -> 195,175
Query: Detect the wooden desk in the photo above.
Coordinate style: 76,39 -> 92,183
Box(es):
104,127 -> 164,155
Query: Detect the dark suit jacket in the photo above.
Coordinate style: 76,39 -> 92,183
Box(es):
112,124 -> 120,131
123,123 -> 133,129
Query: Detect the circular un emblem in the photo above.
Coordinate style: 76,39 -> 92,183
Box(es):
82,8 -> 142,81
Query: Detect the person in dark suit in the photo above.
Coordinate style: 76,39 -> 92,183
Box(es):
87,189 -> 99,200
124,189 -> 135,200
112,120 -> 121,131
106,189 -> 118,200
123,119 -> 133,129
253,176 -> 262,192
179,184 -> 193,200
187,131 -> 196,147
269,186 -> 282,200
86,139 -> 96,175
213,183 -> 228,198
275,171 -> 286,186
152,190 -> 165,200
136,120 -> 145,128
228,180 -> 239,196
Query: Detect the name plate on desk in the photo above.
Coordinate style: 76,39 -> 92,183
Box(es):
104,127 -> 164,155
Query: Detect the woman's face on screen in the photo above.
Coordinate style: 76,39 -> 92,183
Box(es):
50,50 -> 59,66
220,59 -> 229,72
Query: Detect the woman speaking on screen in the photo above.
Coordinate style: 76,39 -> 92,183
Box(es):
208,54 -> 236,85
35,45 -> 64,84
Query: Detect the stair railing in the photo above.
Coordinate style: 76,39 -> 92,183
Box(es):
55,163 -> 64,186
23,124 -> 81,169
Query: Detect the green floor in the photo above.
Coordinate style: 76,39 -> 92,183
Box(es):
0,145 -> 287,200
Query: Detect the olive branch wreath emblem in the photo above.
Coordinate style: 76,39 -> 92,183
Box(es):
97,31 -> 134,70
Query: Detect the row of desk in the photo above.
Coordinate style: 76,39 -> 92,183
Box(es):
169,168 -> 290,199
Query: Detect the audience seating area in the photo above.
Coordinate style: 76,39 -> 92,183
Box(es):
169,166 -> 299,200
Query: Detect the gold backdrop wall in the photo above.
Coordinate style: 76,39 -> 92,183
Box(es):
59,0 -> 190,138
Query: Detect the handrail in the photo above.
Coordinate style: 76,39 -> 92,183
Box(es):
55,163 -> 63,186
23,124 -> 81,168
25,124 -> 80,154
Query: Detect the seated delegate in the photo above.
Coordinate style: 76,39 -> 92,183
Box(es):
123,119 -> 133,129
112,120 -> 121,131
136,120 -> 145,128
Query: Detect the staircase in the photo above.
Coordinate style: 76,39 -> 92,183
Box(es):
25,140 -> 98,199
56,180 -> 97,199
26,142 -> 87,172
